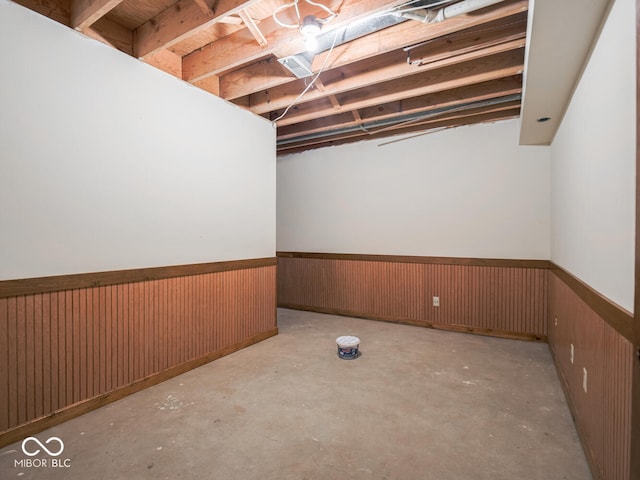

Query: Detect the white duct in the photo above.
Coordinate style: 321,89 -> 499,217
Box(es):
399,0 -> 505,23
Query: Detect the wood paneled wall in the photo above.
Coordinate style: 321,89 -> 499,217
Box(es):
549,271 -> 633,480
278,252 -> 636,479
277,253 -> 548,340
0,260 -> 277,447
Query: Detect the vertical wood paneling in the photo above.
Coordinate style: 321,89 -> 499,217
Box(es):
65,290 -> 73,406
17,297 -> 26,426
83,289 -> 91,400
117,284 -> 124,389
278,257 -> 547,337
7,298 -> 17,428
41,295 -> 51,417
25,295 -> 34,422
91,288 -> 100,400
49,293 -> 59,413
278,254 -> 631,478
72,290 -> 80,404
1,264 -> 276,436
0,298 -> 8,431
549,273 -> 632,480
33,294 -> 43,420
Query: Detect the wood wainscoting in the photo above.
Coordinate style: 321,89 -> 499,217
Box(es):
278,252 -> 636,479
277,252 -> 549,341
0,258 -> 277,448
548,268 -> 634,480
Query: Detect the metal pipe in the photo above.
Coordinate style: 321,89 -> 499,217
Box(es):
398,0 -> 505,23
276,94 -> 521,146
441,0 -> 505,19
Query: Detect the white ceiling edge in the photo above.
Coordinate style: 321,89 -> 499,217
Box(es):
519,0 -> 614,145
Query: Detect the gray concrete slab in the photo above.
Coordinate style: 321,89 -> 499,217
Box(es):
0,309 -> 591,480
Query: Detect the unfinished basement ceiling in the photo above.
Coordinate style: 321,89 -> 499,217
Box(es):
12,0 -> 611,153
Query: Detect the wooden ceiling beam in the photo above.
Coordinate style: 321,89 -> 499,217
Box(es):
183,0 -> 411,82
134,0 -> 262,60
357,75 -> 522,122
87,15 -> 134,55
193,75 -> 221,96
276,76 -> 523,140
71,0 -> 124,32
308,0 -> 528,73
245,33 -> 526,115
220,4 -> 527,101
315,79 -> 341,110
396,15 -> 527,67
192,0 -> 212,13
277,108 -> 520,154
12,0 -> 71,26
220,57 -> 294,99
364,100 -> 522,137
144,49 -> 183,79
272,48 -> 524,127
384,108 -> 523,141
238,9 -> 267,47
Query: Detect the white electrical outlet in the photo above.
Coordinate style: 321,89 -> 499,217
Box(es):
570,344 -> 574,364
554,316 -> 558,327
583,368 -> 588,393
433,296 -> 440,307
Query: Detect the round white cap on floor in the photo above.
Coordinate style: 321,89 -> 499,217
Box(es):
336,335 -> 360,347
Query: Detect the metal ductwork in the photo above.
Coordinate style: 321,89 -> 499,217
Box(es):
276,0 -> 511,145
276,94 -> 521,147
396,0 -> 506,23
278,0 -> 465,77
278,0 -> 506,77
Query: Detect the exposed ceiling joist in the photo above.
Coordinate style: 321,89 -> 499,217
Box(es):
238,8 -> 267,47
134,0 -> 262,59
229,9 -> 525,106
89,14 -> 134,54
183,0 -> 411,81
271,48 -> 524,126
276,75 -> 523,140
277,107 -> 521,154
247,36 -> 525,115
71,0 -> 124,31
308,0 -> 527,73
16,0 -> 546,154
220,57 -> 290,100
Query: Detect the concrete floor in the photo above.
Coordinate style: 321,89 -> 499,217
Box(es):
1,309 -> 591,480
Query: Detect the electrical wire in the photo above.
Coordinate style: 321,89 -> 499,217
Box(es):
305,0 -> 337,23
273,1 -> 302,28
271,28 -> 341,125
270,0 -> 459,125
273,0 -> 337,29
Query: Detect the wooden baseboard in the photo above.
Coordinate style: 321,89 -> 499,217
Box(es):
279,303 -> 546,342
0,327 -> 278,450
548,343 -> 602,480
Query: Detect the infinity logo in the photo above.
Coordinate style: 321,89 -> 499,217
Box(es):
21,437 -> 65,457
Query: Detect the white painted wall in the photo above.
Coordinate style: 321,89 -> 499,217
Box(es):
550,0 -> 635,312
278,119 -> 550,259
0,1 -> 275,280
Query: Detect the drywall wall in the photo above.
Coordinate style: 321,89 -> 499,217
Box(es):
277,119 -> 550,259
550,0 -> 635,312
0,1 -> 275,280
